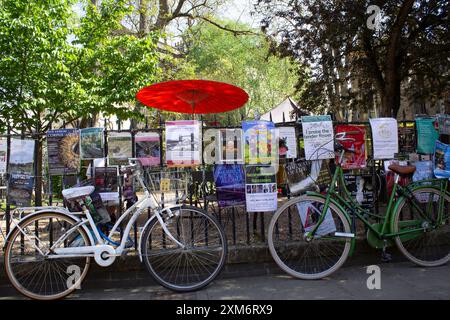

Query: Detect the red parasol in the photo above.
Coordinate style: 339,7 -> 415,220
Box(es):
136,80 -> 249,114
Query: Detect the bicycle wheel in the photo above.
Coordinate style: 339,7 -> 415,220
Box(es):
141,205 -> 227,292
268,195 -> 352,279
4,212 -> 91,300
393,187 -> 450,267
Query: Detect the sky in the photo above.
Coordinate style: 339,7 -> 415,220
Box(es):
217,0 -> 259,28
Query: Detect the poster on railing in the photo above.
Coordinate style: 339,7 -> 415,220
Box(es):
296,201 -> 336,236
343,173 -> 374,210
80,128 -> 104,160
412,160 -> 434,182
437,115 -> 450,135
301,115 -> 334,160
242,121 -> 276,165
108,132 -> 132,165
278,127 -> 297,159
245,166 -> 277,212
335,125 -> 366,169
416,117 -> 439,154
94,166 -> 119,204
434,140 -> 450,178
166,120 -> 201,167
369,118 -> 399,160
9,139 -> 35,174
47,129 -> 80,175
135,132 -> 160,166
213,164 -> 246,208
9,173 -> 34,206
398,122 -> 416,153
219,129 -> 244,164
0,139 -> 7,174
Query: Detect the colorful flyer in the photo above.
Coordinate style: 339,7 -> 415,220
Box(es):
278,127 -> 297,159
335,125 -> 366,169
243,120 -> 276,165
434,140 -> 450,178
80,128 -> 104,160
245,166 -> 277,212
9,139 -> 35,174
47,129 -> 80,175
135,132 -> 161,166
213,164 -> 246,208
301,115 -> 334,160
369,118 -> 399,160
416,117 -> 439,155
9,173 -> 34,206
107,132 -> 132,165
166,120 -> 201,167
0,139 -> 7,174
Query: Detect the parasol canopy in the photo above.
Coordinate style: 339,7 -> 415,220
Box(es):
136,80 -> 249,114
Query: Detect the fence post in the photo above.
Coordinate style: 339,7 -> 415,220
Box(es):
5,125 -> 11,234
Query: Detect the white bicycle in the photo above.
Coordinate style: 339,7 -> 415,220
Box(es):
3,159 -> 227,300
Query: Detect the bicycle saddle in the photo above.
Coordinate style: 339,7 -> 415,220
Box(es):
62,186 -> 95,200
388,164 -> 416,176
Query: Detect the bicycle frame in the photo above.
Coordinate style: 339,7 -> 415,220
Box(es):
306,150 -> 450,242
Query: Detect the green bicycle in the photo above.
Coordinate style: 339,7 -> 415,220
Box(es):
268,132 -> 450,279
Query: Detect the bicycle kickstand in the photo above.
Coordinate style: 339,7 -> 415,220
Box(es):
381,240 -> 392,263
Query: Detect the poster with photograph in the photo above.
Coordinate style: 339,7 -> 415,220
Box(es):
416,118 -> 439,155
437,115 -> 450,135
94,166 -> 119,203
335,125 -> 366,169
9,139 -> 35,174
398,122 -> 416,153
9,173 -> 34,206
47,129 -> 80,175
296,201 -> 336,236
343,173 -> 374,210
166,120 -> 201,167
219,129 -> 244,164
135,132 -> 160,166
412,161 -> 434,182
369,118 -> 399,160
108,132 -> 132,165
0,139 -> 7,174
243,121 -> 276,165
301,115 -> 334,160
278,127 -> 297,159
434,141 -> 450,179
80,128 -> 104,160
213,164 -> 246,208
245,166 -> 277,212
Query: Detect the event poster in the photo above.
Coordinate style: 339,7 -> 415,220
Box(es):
108,132 -> 132,165
335,125 -> 366,169
9,173 -> 34,206
47,129 -> 80,175
412,161 -> 434,182
80,128 -> 104,160
219,129 -> 244,164
94,166 -> 119,203
213,164 -> 246,208
135,132 -> 160,166
437,115 -> 450,135
166,120 -> 201,167
9,139 -> 35,174
416,117 -> 439,155
434,141 -> 450,178
278,127 -> 297,159
0,139 -> 7,174
245,166 -> 277,212
343,173 -> 374,210
284,160 -> 323,195
301,115 -> 334,160
243,121 -> 276,165
398,122 -> 416,153
369,118 -> 399,160
296,201 -> 336,236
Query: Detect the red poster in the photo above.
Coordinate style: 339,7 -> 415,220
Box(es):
335,125 -> 366,169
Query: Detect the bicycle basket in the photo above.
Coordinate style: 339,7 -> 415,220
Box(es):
145,170 -> 189,207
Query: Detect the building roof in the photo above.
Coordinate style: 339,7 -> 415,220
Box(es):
261,97 -> 308,123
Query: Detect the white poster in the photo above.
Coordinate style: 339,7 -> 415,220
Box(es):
296,201 -> 336,236
0,139 -> 7,174
10,139 -> 35,174
278,127 -> 297,159
166,120 -> 201,167
245,166 -> 277,212
301,115 -> 334,160
370,118 -> 399,160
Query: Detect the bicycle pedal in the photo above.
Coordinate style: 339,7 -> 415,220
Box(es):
381,251 -> 392,262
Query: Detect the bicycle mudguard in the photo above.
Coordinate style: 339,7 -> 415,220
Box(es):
305,191 -> 356,256
3,209 -> 95,249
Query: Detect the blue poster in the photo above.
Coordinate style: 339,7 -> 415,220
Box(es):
434,141 -> 450,179
213,164 -> 245,208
